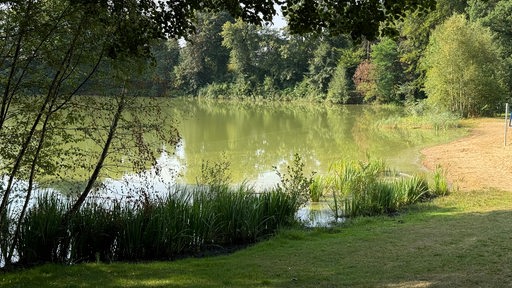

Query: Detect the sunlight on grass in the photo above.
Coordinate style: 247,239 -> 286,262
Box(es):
2,189 -> 512,288
385,281 -> 434,288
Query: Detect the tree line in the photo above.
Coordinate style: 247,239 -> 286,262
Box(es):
128,0 -> 511,117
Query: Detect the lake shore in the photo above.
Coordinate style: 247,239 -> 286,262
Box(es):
422,118 -> 512,192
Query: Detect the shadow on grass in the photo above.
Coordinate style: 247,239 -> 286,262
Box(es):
2,204 -> 512,288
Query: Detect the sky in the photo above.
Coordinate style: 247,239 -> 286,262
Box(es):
270,5 -> 287,29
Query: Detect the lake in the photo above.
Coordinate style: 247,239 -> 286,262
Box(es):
171,99 -> 462,189
1,98 -> 465,228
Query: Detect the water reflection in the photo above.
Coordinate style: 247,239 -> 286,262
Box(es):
174,100 -> 463,185
5,100 -> 464,229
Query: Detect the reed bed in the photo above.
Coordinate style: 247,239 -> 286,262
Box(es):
7,184 -> 300,266
322,159 -> 448,218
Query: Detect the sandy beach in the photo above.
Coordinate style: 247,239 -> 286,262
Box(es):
422,118 -> 512,192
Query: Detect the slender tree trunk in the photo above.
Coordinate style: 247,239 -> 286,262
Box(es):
5,101 -> 54,265
65,95 -> 125,219
0,91 -> 53,227
0,21 -> 83,230
56,95 -> 125,262
0,30 -> 23,129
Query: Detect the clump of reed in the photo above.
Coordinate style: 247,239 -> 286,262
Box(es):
375,101 -> 461,131
431,165 -> 450,196
308,176 -> 324,202
17,194 -> 68,265
12,183 -> 301,265
323,159 -> 448,218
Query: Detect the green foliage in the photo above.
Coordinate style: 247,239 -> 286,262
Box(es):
274,153 -> 316,209
5,189 -> 512,287
353,60 -> 377,102
376,100 -> 461,131
468,0 -> 512,95
17,194 -> 67,264
370,38 -> 403,104
431,165 -> 450,196
70,202 -> 121,263
325,158 -> 448,218
326,60 -> 351,104
198,156 -> 231,187
422,14 -> 506,117
174,12 -> 233,94
307,38 -> 350,95
288,79 -> 323,100
284,0 -> 436,40
309,176 -> 325,202
396,0 -> 468,100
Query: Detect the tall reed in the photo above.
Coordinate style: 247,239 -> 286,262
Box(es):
431,165 -> 450,196
17,194 -> 67,264
327,159 -> 446,218
70,202 -> 121,263
10,184 -> 300,265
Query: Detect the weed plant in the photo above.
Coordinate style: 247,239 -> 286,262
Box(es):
17,194 -> 67,265
274,153 -> 315,209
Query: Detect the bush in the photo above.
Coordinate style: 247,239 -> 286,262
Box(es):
274,153 -> 315,209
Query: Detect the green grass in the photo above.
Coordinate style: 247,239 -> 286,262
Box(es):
2,188 -> 512,287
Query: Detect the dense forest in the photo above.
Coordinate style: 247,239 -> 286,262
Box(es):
110,0 -> 511,118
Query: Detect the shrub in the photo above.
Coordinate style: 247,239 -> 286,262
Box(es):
274,153 -> 315,209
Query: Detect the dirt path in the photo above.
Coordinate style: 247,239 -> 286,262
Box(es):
421,118 -> 512,192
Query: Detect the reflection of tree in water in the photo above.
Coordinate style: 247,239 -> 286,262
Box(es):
176,100 -> 462,184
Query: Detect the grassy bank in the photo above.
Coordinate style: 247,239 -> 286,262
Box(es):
2,188 -> 511,287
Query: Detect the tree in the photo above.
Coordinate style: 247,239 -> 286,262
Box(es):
174,12 -> 233,94
283,0 -> 436,40
467,0 -> 512,95
0,0 -> 275,266
0,0 -> 442,266
221,20 -> 293,94
327,48 -> 362,104
353,59 -> 377,102
396,0 -> 468,100
422,14 -> 506,117
371,37 -> 403,103
305,35 -> 351,96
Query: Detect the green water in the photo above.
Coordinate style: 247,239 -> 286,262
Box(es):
174,99 -> 463,188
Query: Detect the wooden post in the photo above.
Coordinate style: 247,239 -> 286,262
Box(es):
505,103 -> 509,146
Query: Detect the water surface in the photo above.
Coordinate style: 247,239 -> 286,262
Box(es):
173,100 -> 463,189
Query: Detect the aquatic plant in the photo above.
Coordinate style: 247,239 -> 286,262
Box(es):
8,183 -> 300,265
326,159 -> 448,218
309,176 -> 324,202
274,153 -> 315,209
431,165 -> 450,196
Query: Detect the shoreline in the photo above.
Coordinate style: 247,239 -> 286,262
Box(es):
421,118 -> 512,192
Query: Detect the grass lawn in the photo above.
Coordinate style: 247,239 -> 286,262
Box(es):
1,188 -> 511,288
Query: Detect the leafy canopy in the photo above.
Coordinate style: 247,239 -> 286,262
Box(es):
422,14 -> 506,117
